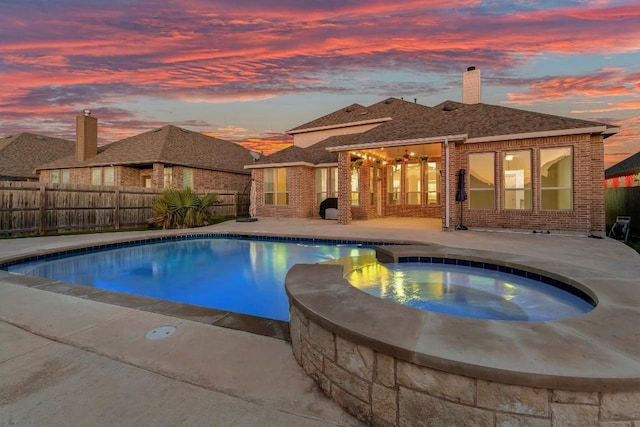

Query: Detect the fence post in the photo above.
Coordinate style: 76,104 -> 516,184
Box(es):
115,188 -> 121,230
39,184 -> 46,235
234,192 -> 238,217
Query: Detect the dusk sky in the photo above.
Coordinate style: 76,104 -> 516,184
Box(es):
1,0 -> 639,167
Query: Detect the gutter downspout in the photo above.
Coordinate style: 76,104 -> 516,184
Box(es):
444,137 -> 450,229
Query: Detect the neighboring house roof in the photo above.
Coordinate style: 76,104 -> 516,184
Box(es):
605,151 -> 640,179
38,125 -> 254,175
0,133 -> 75,179
260,98 -> 619,166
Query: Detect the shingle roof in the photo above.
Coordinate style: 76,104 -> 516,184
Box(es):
0,133 -> 75,179
342,101 -> 612,144
605,151 -> 640,179
287,97 -> 431,133
431,101 -> 610,139
38,125 -> 254,175
253,134 -> 361,166
263,98 -> 618,167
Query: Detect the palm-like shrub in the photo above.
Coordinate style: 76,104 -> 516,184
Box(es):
151,188 -> 218,229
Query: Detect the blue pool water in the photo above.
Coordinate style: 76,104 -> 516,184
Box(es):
4,236 -> 593,322
346,262 -> 594,321
6,238 -> 373,321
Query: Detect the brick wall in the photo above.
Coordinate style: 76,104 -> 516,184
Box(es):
338,152 -> 352,224
118,167 -> 141,186
39,168 -> 91,185
39,164 -> 249,195
457,134 -> 605,233
251,132 -> 604,233
253,166 -> 316,218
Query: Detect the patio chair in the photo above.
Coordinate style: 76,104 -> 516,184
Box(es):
608,216 -> 631,242
319,197 -> 338,219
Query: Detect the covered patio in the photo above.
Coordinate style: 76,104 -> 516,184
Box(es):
327,136 -> 466,229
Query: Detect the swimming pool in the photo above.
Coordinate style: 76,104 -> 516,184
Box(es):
346,261 -> 593,321
5,237 -> 373,321
4,235 -> 594,322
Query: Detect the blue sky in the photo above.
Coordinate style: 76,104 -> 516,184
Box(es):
1,0 -> 639,166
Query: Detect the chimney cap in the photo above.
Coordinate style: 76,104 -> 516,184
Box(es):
467,66 -> 476,71
83,109 -> 91,116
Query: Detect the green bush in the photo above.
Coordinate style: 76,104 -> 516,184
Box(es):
150,188 -> 218,229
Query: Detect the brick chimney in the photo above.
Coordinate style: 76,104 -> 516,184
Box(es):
463,66 -> 481,104
76,109 -> 98,161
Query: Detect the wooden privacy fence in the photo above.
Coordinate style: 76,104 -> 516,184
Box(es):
0,182 -> 248,237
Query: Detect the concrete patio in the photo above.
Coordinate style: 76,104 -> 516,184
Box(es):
1,218 -> 638,426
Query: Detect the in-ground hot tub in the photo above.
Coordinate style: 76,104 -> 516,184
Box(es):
285,244 -> 640,426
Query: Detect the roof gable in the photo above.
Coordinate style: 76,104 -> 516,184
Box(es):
287,103 -> 368,133
287,97 -> 432,134
253,135 -> 361,166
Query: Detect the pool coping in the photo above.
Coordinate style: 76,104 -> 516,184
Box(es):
0,269 -> 292,341
286,244 -> 640,392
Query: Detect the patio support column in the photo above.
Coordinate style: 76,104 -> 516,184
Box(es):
337,151 -> 352,225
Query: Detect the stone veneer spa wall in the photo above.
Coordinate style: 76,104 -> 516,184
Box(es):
285,247 -> 640,426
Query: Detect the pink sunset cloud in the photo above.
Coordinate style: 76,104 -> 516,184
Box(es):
0,0 -> 639,165
505,68 -> 639,105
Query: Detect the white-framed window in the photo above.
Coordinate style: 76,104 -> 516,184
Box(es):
183,168 -> 194,189
540,147 -> 573,210
503,150 -> 531,210
265,168 -> 288,205
405,162 -> 421,205
469,153 -> 495,209
91,168 -> 101,185
351,168 -> 360,206
315,167 -> 338,205
90,167 -> 114,186
387,164 -> 401,205
103,167 -> 114,186
425,162 -> 440,205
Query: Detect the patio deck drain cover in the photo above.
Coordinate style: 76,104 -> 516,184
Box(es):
145,325 -> 177,340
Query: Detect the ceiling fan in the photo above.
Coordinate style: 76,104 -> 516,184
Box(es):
398,149 -> 429,163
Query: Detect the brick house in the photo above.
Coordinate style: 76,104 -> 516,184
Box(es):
0,133 -> 74,181
247,68 -> 619,233
37,111 -> 255,193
